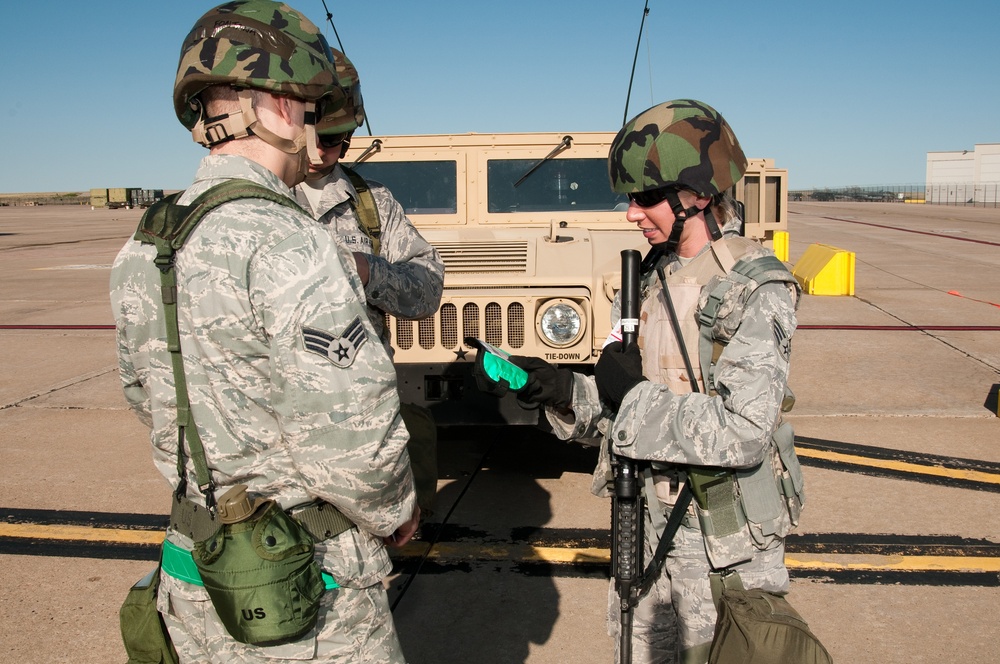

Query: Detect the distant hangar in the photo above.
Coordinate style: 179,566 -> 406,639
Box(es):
926,143 -> 1000,204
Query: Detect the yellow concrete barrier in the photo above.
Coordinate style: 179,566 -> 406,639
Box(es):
792,243 -> 855,295
773,231 -> 789,262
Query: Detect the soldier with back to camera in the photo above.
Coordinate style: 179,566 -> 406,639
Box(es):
111,2 -> 417,662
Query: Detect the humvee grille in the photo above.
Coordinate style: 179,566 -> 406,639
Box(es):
434,241 -> 529,274
388,300 -> 527,352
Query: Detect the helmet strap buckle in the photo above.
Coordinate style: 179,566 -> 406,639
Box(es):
190,91 -> 257,148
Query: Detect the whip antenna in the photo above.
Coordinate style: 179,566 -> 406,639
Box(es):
319,0 -> 373,136
622,1 -> 651,127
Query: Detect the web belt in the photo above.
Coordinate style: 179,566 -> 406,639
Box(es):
169,496 -> 354,543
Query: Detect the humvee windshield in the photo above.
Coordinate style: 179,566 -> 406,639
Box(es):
353,160 -> 458,214
488,158 -> 626,213
353,158 -> 626,215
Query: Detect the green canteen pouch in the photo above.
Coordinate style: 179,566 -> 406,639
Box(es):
119,566 -> 180,664
193,500 -> 325,646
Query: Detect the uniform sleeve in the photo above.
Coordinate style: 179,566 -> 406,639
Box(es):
115,323 -> 152,426
609,282 -> 796,469
544,291 -> 619,442
110,250 -> 153,426
364,189 -> 444,320
544,373 -> 607,442
251,225 -> 416,537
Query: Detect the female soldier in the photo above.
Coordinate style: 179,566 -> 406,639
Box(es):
504,99 -> 805,663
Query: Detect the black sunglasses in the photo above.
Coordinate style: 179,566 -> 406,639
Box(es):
627,187 -> 676,208
318,132 -> 349,149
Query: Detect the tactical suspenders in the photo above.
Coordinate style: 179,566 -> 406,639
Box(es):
134,180 -> 353,542
341,165 -> 382,256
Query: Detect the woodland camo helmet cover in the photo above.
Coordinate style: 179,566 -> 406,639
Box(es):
173,0 -> 344,130
316,48 -> 365,136
608,99 -> 748,197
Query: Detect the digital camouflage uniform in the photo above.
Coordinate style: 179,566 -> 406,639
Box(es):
547,222 -> 798,663
295,166 -> 444,353
545,100 -> 802,664
295,166 -> 444,514
111,155 -> 416,663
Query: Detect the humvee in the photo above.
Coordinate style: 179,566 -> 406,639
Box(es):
344,132 -> 787,425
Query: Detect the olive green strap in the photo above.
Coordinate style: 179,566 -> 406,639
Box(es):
134,180 -> 304,508
709,569 -> 745,608
696,252 -> 797,396
341,165 -> 382,256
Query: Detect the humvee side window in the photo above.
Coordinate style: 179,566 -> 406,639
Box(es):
352,161 -> 457,214
488,158 -> 627,213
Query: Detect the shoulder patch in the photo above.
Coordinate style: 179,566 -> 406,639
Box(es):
772,318 -> 791,362
303,317 -> 368,368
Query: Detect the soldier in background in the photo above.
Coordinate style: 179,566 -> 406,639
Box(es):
294,49 -> 445,523
110,2 -> 417,661
489,100 -> 804,663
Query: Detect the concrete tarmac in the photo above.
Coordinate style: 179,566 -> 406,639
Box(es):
1,201 -> 999,663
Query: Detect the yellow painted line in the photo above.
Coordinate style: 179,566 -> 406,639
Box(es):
402,543 -> 1000,574
417,543 -> 611,565
0,523 -> 164,546
786,555 -> 1000,573
4,523 -> 1000,574
795,446 -> 1000,485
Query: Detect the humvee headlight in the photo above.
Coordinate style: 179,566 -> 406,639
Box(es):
537,300 -> 584,348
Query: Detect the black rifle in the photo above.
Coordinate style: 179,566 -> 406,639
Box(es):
611,249 -> 643,664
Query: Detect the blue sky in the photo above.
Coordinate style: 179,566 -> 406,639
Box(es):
1,0 -> 997,193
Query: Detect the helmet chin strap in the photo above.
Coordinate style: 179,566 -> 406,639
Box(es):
191,91 -> 322,178
662,190 -> 722,253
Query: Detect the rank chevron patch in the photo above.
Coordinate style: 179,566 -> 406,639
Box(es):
772,317 -> 791,362
303,317 -> 368,368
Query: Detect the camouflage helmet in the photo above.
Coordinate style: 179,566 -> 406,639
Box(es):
608,99 -> 748,198
316,48 -> 365,136
173,0 -> 343,130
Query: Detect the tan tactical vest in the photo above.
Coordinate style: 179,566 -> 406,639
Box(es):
637,236 -> 766,393
636,236 -> 804,567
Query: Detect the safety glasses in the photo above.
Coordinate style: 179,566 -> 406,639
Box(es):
318,132 -> 349,149
627,187 -> 676,208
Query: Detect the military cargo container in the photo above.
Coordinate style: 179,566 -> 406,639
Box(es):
133,189 -> 164,208
92,187 -> 163,209
107,188 -> 131,209
89,188 -> 108,209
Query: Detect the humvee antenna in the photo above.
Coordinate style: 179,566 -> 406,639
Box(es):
622,1 -> 651,127
319,0 -> 373,136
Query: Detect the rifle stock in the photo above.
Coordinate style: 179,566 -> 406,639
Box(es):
611,249 -> 643,663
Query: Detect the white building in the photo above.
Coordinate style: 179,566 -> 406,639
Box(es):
926,144 -> 1000,204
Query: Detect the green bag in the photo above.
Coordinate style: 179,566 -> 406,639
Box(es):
709,588 -> 833,664
119,566 -> 180,664
193,499 -> 326,646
